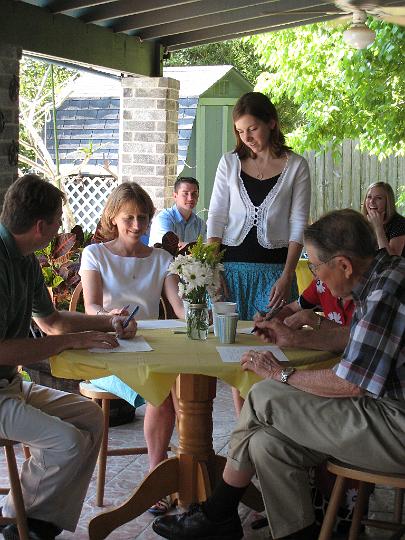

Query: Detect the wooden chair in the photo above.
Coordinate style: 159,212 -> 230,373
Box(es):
0,439 -> 29,540
69,281 -> 148,507
319,460 -> 405,540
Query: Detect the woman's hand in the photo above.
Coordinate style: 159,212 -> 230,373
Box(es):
240,349 -> 283,380
107,308 -> 129,316
366,209 -> 385,232
111,317 -> 137,339
215,272 -> 229,300
268,273 -> 293,308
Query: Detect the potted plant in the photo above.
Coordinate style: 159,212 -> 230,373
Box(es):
35,224 -> 92,310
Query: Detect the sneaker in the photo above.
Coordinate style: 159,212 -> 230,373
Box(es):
152,503 -> 243,540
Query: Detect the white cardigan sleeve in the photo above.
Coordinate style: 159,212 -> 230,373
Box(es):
207,154 -> 231,239
288,157 -> 311,244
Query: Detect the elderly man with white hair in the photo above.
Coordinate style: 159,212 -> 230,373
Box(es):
153,209 -> 405,540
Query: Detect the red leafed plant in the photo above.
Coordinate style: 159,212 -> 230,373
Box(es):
35,225 -> 92,309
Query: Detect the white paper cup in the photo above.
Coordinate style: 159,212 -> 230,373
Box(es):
212,302 -> 237,336
217,313 -> 239,344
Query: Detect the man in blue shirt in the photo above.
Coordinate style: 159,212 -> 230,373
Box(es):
149,177 -> 207,250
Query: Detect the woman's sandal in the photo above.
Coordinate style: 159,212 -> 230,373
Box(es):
148,496 -> 172,516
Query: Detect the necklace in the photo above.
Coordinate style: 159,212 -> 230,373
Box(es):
252,158 -> 264,180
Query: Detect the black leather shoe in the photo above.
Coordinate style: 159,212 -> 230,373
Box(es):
2,521 -> 62,540
152,503 -> 243,540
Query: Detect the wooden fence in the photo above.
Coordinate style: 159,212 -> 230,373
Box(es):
65,140 -> 405,231
304,140 -> 405,221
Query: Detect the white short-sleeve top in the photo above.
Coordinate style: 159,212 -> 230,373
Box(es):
79,243 -> 173,319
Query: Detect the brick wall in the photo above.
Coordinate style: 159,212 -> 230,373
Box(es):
119,76 -> 179,210
0,44 -> 20,204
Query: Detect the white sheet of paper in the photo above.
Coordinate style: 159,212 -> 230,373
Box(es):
137,319 -> 186,330
89,335 -> 153,353
237,326 -> 255,334
216,345 -> 289,364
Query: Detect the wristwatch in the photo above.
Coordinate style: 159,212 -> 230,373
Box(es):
280,367 -> 295,383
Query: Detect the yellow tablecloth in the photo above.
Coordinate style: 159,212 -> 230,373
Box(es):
50,324 -> 339,406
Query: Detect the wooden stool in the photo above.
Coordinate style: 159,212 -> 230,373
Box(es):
0,439 -> 29,540
79,382 -> 148,507
319,460 -> 405,540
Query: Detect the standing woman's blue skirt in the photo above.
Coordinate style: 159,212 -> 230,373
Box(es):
223,261 -> 298,321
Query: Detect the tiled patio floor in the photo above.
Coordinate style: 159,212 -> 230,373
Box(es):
1,380 -> 403,539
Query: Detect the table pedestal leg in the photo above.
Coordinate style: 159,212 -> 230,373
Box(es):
88,457 -> 179,539
88,374 -> 263,539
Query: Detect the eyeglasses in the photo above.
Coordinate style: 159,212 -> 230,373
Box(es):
307,256 -> 339,276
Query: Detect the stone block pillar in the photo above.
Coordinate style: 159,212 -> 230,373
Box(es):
120,76 -> 179,211
0,44 -> 20,204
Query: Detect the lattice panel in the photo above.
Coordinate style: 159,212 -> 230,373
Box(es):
64,176 -> 118,232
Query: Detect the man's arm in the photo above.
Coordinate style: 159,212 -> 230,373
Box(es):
35,309 -> 136,336
0,332 -> 119,367
241,353 -> 363,398
287,368 -> 363,397
0,310 -> 137,368
255,318 -> 349,353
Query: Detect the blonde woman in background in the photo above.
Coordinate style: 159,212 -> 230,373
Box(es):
362,181 -> 405,257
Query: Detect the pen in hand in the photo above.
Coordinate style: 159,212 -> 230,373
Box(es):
122,305 -> 139,329
119,304 -> 130,315
251,301 -> 286,334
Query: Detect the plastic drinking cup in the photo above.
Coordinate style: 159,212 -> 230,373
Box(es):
212,302 -> 237,336
217,313 -> 239,344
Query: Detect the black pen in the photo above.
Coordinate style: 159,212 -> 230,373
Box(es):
123,305 -> 139,329
251,302 -> 286,333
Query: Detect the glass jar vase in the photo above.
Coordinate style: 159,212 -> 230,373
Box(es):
186,303 -> 209,340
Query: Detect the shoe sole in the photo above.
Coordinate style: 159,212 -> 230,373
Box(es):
151,523 -> 242,540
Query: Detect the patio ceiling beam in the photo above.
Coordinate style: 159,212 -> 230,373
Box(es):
48,0 -> 114,13
134,3 -> 340,40
2,0 -> 162,76
163,12 -> 340,49
113,0 -> 335,34
80,0 -> 200,23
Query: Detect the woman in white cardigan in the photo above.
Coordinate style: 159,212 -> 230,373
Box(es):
208,92 -> 311,324
208,93 -> 311,416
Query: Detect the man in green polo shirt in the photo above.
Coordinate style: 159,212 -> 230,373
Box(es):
0,174 -> 137,540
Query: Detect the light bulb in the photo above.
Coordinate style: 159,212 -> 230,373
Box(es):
343,25 -> 376,49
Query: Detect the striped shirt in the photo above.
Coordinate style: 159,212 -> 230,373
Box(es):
334,250 -> 405,400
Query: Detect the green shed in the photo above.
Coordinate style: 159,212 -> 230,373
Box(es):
166,66 -> 253,214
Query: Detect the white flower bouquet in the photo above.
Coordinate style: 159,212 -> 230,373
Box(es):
169,236 -> 224,339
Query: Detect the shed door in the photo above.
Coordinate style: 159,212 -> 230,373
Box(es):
196,99 -> 237,216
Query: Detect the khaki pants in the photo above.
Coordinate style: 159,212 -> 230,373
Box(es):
0,376 -> 103,531
227,379 -> 405,539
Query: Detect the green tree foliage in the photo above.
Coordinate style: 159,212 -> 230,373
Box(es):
19,57 -> 76,173
164,39 -> 262,85
249,21 -> 405,158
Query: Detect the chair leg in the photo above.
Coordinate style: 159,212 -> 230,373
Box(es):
348,481 -> 372,540
22,445 -> 31,459
96,399 -> 110,507
318,476 -> 347,540
4,445 -> 29,540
